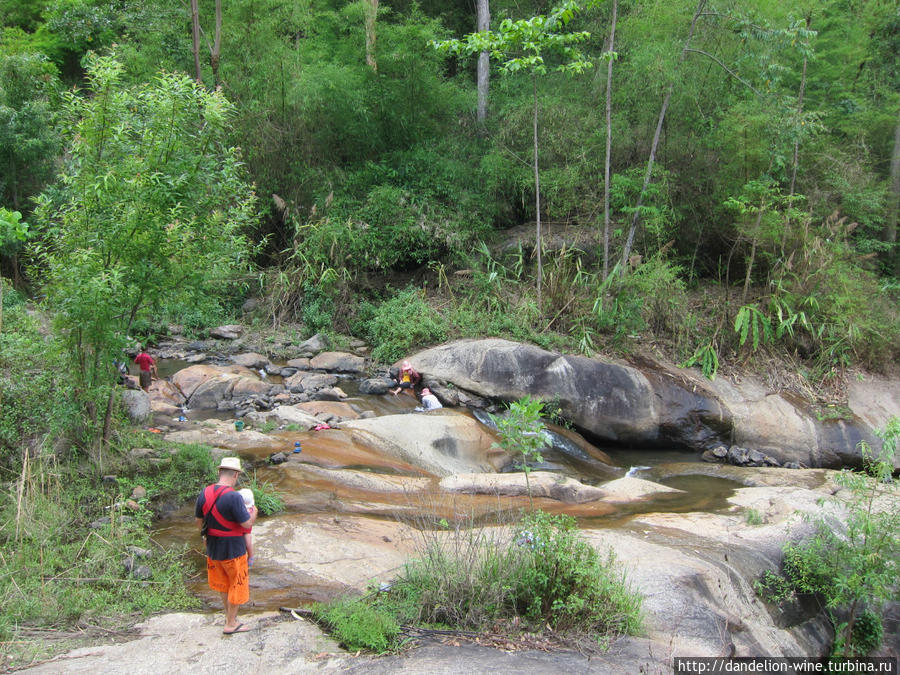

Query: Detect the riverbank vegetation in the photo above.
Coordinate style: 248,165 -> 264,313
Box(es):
2,0 -> 896,387
755,418 -> 900,657
313,509 -> 642,653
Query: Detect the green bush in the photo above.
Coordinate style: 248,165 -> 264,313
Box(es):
0,301 -> 83,467
364,287 -> 448,363
391,524 -> 527,629
511,511 -> 642,634
300,280 -> 335,336
849,610 -> 883,657
776,418 -> 899,656
245,473 -> 284,516
388,509 -> 642,640
594,256 -> 688,341
312,595 -> 401,653
754,569 -> 794,604
117,439 -> 217,504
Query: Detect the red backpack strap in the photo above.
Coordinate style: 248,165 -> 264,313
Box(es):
202,484 -> 231,516
202,485 -> 244,537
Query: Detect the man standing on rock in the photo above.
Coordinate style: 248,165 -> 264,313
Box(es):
133,345 -> 157,392
195,457 -> 258,634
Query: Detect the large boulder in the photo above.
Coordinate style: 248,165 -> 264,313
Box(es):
230,352 -> 269,369
409,339 -> 727,448
309,351 -> 366,373
171,364 -> 223,400
171,364 -> 270,410
209,324 -> 243,339
231,377 -> 271,399
848,374 -> 900,440
293,332 -> 329,357
705,375 -> 881,469
244,405 -> 321,429
359,377 -> 394,395
188,373 -> 243,410
120,390 -> 150,423
151,379 -> 187,407
283,371 -> 338,394
337,411 -> 508,476
408,339 -> 887,469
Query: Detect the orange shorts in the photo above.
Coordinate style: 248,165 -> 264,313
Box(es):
206,554 -> 249,605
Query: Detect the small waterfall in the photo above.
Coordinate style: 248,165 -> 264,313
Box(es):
625,465 -> 651,477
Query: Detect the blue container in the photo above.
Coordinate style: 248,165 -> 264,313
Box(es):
293,441 -> 302,454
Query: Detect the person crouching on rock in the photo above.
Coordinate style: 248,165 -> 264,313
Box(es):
390,360 -> 421,397
420,388 -> 443,411
195,457 -> 258,635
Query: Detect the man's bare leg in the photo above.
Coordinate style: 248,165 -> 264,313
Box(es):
222,592 -> 240,632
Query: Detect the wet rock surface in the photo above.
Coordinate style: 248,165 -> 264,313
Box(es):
65,331 -> 898,672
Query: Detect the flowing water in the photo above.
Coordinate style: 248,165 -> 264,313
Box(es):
152,360 -> 745,610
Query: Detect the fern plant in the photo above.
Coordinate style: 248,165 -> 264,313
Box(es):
734,304 -> 773,351
680,342 -> 719,380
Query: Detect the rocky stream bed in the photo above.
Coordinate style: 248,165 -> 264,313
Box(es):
21,330 -> 900,673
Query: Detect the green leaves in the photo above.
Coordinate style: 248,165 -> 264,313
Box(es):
0,208 -> 29,251
490,397 -> 548,507
490,396 -> 548,472
680,342 -> 719,380
734,304 -> 773,351
431,1 -> 593,78
32,53 -> 257,394
777,417 -> 900,656
0,51 -> 60,211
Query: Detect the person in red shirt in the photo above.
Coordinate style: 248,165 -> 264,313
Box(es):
133,346 -> 157,392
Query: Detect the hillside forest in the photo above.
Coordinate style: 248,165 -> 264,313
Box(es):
1,0 -> 899,451
2,0 -> 900,663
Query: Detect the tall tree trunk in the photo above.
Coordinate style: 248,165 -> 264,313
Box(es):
9,158 -> 18,211
782,16 -> 810,261
100,386 -> 116,458
190,0 -> 202,84
210,0 -> 222,87
365,0 -> 379,72
788,18 -> 810,198
742,199 -> 766,304
602,0 -> 617,281
620,0 -> 706,275
887,107 -> 900,275
476,0 -> 490,123
533,74 -> 542,312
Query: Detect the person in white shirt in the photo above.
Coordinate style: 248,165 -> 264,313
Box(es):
420,388 -> 442,411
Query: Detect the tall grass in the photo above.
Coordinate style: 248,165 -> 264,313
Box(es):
0,440 -> 210,669
314,504 -> 642,652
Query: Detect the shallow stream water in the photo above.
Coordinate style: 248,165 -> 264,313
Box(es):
152,360 -> 745,610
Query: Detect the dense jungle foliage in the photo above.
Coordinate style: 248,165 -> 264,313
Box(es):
1,0 -> 898,473
2,0 -> 898,382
